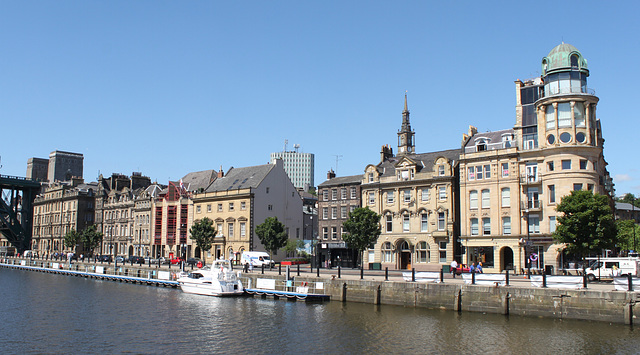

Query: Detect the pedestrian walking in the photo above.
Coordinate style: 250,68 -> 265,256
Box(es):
469,263 -> 476,273
450,259 -> 458,278
476,262 -> 483,273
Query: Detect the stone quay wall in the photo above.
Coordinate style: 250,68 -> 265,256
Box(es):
243,273 -> 638,325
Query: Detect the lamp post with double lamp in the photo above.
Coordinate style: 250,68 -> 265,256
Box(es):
523,208 -> 531,277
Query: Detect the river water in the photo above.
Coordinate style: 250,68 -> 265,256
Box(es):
1,268 -> 639,354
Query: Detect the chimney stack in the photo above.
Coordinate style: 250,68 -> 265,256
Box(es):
327,169 -> 336,180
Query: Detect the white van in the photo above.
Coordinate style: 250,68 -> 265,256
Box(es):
241,251 -> 274,267
585,257 -> 640,281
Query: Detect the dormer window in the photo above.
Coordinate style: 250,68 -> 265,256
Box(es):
368,173 -> 374,183
476,139 -> 487,152
501,134 -> 513,148
438,165 -> 445,176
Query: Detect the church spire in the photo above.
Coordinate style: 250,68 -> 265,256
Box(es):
398,92 -> 415,155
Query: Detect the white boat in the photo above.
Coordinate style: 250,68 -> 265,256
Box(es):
177,259 -> 244,296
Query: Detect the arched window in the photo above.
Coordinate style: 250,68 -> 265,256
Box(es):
476,139 -> 487,152
570,54 -> 579,69
382,242 -> 393,263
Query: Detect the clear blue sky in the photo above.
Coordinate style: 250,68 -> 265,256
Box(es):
1,1 -> 639,196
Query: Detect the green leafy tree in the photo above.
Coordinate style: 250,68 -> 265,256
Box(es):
616,219 -> 640,252
189,217 -> 217,257
256,217 -> 288,260
553,190 -> 618,257
81,225 -> 103,257
64,229 -> 81,252
342,207 -> 381,269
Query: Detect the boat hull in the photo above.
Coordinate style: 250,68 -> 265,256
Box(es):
178,279 -> 244,297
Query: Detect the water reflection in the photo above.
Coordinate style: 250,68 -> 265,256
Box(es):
1,269 -> 638,354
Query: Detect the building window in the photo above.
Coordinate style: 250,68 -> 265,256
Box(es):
368,173 -> 374,183
502,217 -> 511,235
481,189 -> 490,208
403,190 -> 411,203
420,189 -> 429,202
382,242 -> 392,263
501,163 -> 509,177
331,189 -> 337,200
387,191 -> 395,204
331,207 -> 337,219
350,187 -> 357,199
196,205 -> 201,213
482,218 -> 491,235
548,185 -> 556,204
501,188 -> 510,207
417,241 -> 429,263
340,188 -> 346,200
323,190 -> 329,201
438,212 -> 445,231
558,102 -> 571,127
323,227 -> 328,240
587,184 -> 594,191
341,206 -> 347,219
369,192 -> 375,205
546,105 -> 556,129
421,213 -> 428,232
476,166 -> 483,180
331,227 -> 337,240
229,203 -> 234,211
402,214 -> 410,232
439,241 -> 447,263
439,187 -> 446,201
562,160 -> 571,170
206,204 -> 211,212
549,216 -> 557,233
217,204 -> 223,212
469,190 -> 478,209
266,187 -> 269,194
241,202 -> 246,210
547,161 -> 554,171
573,183 -> 583,191
580,160 -> 587,170
268,205 -> 273,211
322,207 -> 328,220
439,165 -> 445,176
528,214 -> 540,234
484,165 -> 491,179
350,205 -> 356,213
240,222 -> 246,237
575,102 -> 585,127
386,215 -> 393,233
468,166 -> 475,180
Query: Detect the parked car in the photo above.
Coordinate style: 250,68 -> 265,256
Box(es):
126,256 -> 144,264
143,257 -> 155,264
115,256 -> 125,263
186,258 -> 202,266
453,264 -> 471,275
97,255 -> 113,262
157,257 -> 169,265
170,257 -> 183,265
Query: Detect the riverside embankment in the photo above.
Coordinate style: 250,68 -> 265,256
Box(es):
2,257 -> 638,325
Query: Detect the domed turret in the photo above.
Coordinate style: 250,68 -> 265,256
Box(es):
542,43 -> 588,76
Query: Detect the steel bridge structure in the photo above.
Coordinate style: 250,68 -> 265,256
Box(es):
0,175 -> 41,253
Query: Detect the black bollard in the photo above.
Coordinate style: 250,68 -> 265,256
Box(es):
472,272 -> 476,285
542,272 -> 547,288
360,267 -> 363,280
385,267 -> 388,281
286,265 -> 290,281
317,264 -> 320,277
338,265 -> 341,279
412,268 -> 415,282
505,269 -> 510,286
583,267 -> 588,289
440,267 -> 444,283
628,273 -> 634,292
297,264 -> 300,276
261,264 -> 264,274
279,263 -> 282,276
